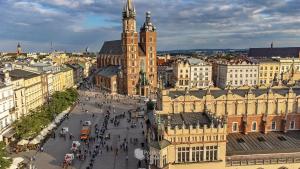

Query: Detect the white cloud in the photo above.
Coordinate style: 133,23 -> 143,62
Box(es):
14,1 -> 61,16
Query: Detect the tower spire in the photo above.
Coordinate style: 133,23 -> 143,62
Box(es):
123,0 -> 135,19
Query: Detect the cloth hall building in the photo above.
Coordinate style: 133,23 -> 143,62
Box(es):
96,0 -> 157,96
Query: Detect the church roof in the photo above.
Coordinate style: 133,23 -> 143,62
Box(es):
99,40 -> 146,57
249,47 -> 300,58
97,65 -> 121,78
99,40 -> 123,55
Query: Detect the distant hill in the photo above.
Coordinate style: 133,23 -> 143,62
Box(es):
158,49 -> 248,55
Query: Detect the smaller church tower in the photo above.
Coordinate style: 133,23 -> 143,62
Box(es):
140,11 -> 158,94
17,42 -> 22,55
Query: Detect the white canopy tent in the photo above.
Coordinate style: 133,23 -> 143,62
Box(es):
17,140 -> 29,146
9,157 -> 24,169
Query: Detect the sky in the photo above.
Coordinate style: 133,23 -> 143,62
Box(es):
1,0 -> 300,52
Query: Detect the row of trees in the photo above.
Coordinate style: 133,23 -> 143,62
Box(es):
14,88 -> 78,140
0,142 -> 11,169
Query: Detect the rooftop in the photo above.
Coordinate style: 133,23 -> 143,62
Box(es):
166,87 -> 300,99
8,69 -> 40,80
249,47 -> 300,58
227,131 -> 300,156
97,65 -> 121,78
99,40 -> 146,56
158,112 -> 222,128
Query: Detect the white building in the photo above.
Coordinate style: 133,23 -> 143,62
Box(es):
216,59 -> 259,88
172,58 -> 212,89
188,58 -> 212,88
0,71 -> 14,142
276,58 -> 300,74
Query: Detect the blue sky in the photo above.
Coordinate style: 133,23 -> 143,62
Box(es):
1,0 -> 300,52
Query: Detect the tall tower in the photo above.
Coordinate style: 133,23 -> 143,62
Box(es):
17,42 -> 22,55
140,11 -> 158,92
122,0 -> 140,95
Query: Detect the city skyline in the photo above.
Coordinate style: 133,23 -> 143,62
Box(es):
1,0 -> 300,52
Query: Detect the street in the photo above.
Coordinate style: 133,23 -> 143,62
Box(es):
21,89 -> 147,169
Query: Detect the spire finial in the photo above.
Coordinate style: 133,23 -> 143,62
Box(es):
123,0 -> 135,18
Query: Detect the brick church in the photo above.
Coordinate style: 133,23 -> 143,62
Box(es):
96,0 -> 157,97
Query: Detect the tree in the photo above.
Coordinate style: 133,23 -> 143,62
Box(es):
0,142 -> 11,169
147,100 -> 155,111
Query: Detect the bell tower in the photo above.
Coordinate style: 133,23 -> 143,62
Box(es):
140,11 -> 158,93
122,0 -> 140,95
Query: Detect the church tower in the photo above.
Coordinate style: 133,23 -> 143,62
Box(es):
140,11 -> 158,92
17,42 -> 22,55
122,0 -> 140,95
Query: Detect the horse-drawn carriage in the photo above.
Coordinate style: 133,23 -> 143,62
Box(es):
71,141 -> 80,153
62,153 -> 74,168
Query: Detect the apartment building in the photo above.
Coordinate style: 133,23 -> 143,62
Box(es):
257,58 -> 280,86
216,59 -> 259,88
172,58 -> 212,89
0,72 -> 14,142
189,58 -> 212,88
7,69 -> 43,114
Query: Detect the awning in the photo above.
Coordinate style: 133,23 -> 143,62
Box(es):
3,129 -> 16,138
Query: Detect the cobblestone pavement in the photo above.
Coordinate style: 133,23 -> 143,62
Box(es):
17,89 -> 147,169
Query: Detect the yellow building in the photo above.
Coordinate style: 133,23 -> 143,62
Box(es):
58,66 -> 74,90
8,69 -> 43,115
146,87 -> 300,169
10,78 -> 26,118
257,58 -> 280,86
48,66 -> 74,94
48,52 -> 70,65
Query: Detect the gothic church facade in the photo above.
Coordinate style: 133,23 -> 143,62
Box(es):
96,0 -> 157,96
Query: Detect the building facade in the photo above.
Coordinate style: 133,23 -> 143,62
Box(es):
189,58 -> 212,88
216,60 -> 259,88
146,87 -> 300,169
0,72 -> 14,142
172,58 -> 212,89
96,0 -> 157,97
257,58 -> 280,86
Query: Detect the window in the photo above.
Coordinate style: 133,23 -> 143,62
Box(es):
232,122 -> 238,132
271,121 -> 276,130
163,155 -> 167,166
192,146 -> 204,162
290,120 -> 295,129
177,147 -> 189,163
206,146 -> 218,161
252,121 -> 257,131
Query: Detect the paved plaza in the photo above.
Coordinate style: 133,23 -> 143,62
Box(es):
16,89 -> 147,169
